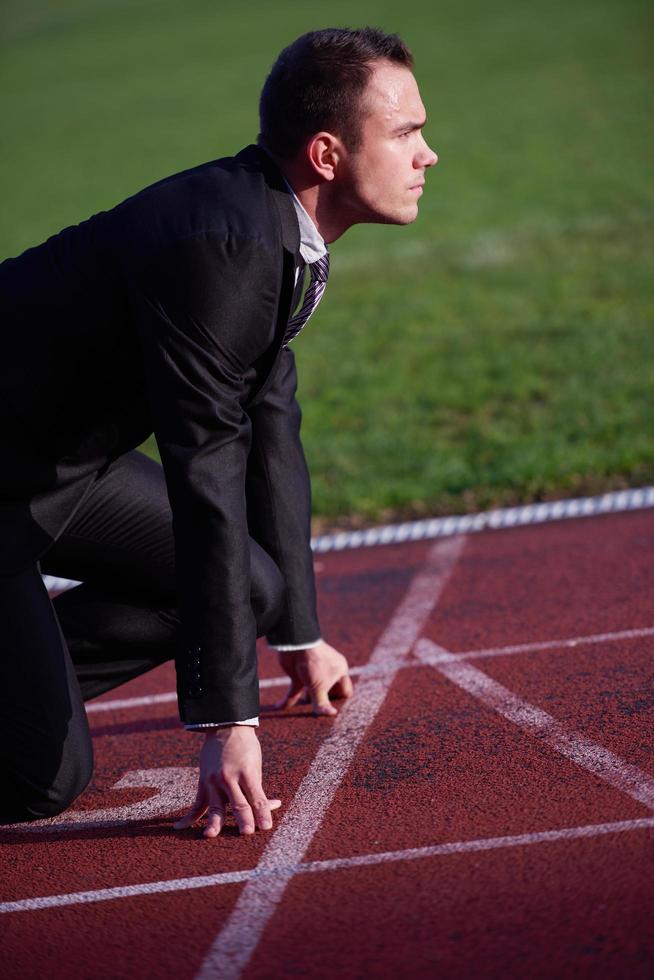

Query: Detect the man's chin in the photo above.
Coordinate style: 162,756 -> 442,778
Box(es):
391,207 -> 420,226
370,205 -> 420,227
401,207 -> 420,225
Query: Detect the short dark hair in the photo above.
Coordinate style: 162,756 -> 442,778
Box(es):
258,27 -> 414,160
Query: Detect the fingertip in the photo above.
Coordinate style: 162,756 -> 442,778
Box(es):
269,798 -> 282,810
314,703 -> 338,717
174,813 -> 196,830
203,825 -> 221,839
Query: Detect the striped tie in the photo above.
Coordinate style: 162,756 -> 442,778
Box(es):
284,251 -> 330,346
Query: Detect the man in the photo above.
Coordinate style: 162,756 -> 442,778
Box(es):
0,28 -> 437,836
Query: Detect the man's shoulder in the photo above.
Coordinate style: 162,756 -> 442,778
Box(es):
126,146 -> 272,222
133,146 -> 257,194
110,144 -> 294,260
0,146 -> 296,276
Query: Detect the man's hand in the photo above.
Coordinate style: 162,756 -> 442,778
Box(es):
174,726 -> 281,838
275,640 -> 353,716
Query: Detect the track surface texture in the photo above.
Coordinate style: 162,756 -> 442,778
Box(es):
2,509 -> 653,979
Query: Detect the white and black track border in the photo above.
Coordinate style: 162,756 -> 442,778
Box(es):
310,485 -> 654,553
42,485 -> 654,594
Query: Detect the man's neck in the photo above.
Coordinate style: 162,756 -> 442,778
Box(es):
276,161 -> 353,245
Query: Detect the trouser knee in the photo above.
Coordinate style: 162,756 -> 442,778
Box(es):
2,738 -> 93,824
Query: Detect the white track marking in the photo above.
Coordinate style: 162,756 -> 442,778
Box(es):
85,671 -> 369,714
416,626 -> 654,666
86,691 -> 179,713
0,870 -> 252,913
3,768 -> 198,833
3,815 -> 653,915
0,870 -> 252,914
416,640 -> 654,811
85,674 -> 302,715
42,575 -> 81,594
310,485 -> 654,552
43,489 -> 654,588
85,626 -> 654,716
303,816 -> 654,869
194,535 -> 466,980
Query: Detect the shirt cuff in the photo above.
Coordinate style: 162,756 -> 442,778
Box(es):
269,638 -> 322,652
184,717 -> 259,730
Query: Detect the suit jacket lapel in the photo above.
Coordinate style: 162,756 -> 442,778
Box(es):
235,145 -> 300,407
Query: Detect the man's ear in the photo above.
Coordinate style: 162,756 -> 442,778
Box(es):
306,132 -> 342,182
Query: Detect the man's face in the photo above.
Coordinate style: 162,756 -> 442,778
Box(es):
337,61 -> 438,226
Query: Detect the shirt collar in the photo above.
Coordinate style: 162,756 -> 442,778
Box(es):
282,178 -> 327,265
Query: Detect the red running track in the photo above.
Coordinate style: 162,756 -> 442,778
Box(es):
1,509 -> 653,979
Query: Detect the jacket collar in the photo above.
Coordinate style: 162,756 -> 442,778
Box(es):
282,178 -> 327,264
234,144 -> 300,255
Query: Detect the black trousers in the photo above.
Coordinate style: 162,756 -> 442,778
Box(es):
0,451 -> 284,824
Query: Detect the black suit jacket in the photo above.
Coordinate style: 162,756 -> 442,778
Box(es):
0,144 -> 320,725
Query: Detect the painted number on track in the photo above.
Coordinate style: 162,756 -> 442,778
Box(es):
6,768 -> 198,833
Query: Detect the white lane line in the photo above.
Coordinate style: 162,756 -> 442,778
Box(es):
86,691 -> 178,713
85,674 -> 301,714
304,816 -> 654,870
416,640 -> 654,811
3,815 -> 653,915
420,626 -> 654,666
194,535 -> 466,980
85,671 -> 367,714
85,625 -> 654,716
0,870 -> 252,914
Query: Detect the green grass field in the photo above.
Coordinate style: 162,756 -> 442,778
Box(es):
2,0 -> 653,526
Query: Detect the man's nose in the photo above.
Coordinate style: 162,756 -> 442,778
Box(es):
422,142 -> 438,168
415,137 -> 438,169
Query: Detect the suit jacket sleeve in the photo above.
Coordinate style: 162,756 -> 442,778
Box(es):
246,346 -> 320,646
128,230 -> 281,726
